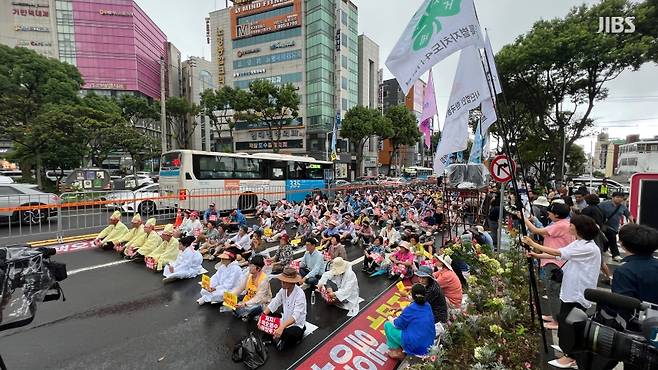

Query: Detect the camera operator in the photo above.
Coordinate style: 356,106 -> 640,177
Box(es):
609,223 -> 658,321
523,215 -> 601,369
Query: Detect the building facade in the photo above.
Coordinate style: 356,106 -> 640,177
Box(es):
616,136 -> 658,177
357,34 -> 379,176
208,0 -> 374,177
378,77 -> 423,175
182,56 -> 215,151
1,0 -> 168,101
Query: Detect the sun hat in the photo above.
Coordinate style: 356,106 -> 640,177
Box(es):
277,266 -> 303,284
532,196 -> 550,207
434,254 -> 454,271
329,257 -> 349,275
414,265 -> 434,278
162,224 -> 175,235
398,241 -> 411,250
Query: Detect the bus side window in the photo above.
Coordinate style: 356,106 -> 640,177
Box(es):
270,161 -> 286,180
288,161 -> 304,180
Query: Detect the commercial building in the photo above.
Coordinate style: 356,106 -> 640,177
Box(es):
182,56 -> 216,151
208,0 -> 379,179
356,34 -> 380,176
617,135 -> 658,177
378,77 -> 424,175
1,0 -> 168,100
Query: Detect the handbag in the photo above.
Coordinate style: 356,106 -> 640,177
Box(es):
549,261 -> 567,283
600,204 -> 622,233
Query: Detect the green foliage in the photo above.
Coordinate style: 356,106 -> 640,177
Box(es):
340,106 -> 390,177
635,0 -> 658,62
384,105 -> 421,175
496,0 -> 652,182
164,96 -> 200,149
117,94 -> 159,129
200,86 -> 243,152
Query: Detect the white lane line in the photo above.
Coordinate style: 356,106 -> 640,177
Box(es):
68,260 -> 131,275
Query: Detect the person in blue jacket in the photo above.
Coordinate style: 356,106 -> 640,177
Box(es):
384,283 -> 436,359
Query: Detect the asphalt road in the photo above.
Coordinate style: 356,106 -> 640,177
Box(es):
0,232 -> 394,370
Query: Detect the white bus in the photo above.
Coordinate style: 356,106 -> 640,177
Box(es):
159,150 -> 333,212
403,166 -> 433,180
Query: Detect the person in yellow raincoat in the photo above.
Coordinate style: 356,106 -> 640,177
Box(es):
113,214 -> 144,254
126,218 -> 161,260
145,224 -> 180,271
93,211 -> 129,250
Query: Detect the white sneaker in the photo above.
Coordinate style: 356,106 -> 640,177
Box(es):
197,298 -> 205,305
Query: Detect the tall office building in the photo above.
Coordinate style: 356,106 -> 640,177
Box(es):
208,0 -> 377,178
357,34 -> 380,176
1,0 -> 168,100
182,56 -> 215,151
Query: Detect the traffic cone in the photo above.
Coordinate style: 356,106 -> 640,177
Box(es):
174,209 -> 182,228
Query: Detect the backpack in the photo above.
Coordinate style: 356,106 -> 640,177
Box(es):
536,206 -> 550,227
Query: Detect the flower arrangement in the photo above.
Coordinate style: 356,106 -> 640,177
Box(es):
409,234 -> 540,370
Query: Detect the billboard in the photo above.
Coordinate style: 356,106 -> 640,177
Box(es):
230,0 -> 301,40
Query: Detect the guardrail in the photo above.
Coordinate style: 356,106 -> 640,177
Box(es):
0,181 -> 434,244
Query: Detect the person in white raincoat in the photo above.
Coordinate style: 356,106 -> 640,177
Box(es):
317,257 -> 361,316
197,251 -> 242,305
162,236 -> 205,283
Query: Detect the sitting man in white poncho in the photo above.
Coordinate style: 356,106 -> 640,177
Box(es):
316,257 -> 361,316
197,250 -> 242,305
162,236 -> 205,283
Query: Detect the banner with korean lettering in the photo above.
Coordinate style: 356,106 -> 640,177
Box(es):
295,286 -> 410,370
386,0 -> 484,94
433,45 -> 491,175
257,314 -> 281,335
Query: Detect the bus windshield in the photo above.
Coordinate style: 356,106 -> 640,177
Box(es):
161,152 -> 181,171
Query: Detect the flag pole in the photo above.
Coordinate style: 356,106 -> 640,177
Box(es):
475,19 -> 549,352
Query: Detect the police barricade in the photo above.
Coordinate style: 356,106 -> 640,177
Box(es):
0,191 -> 61,243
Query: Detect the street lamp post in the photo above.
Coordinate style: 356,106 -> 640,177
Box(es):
159,56 -> 167,155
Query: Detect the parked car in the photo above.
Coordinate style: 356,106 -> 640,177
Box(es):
382,177 -> 406,188
334,180 -> 350,189
571,177 -> 629,195
105,183 -> 173,215
0,175 -> 14,184
116,174 -> 154,190
0,184 -> 60,225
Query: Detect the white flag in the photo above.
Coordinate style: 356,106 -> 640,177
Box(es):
433,45 -> 491,175
481,97 -> 497,133
482,30 -> 502,95
433,113 -> 469,175
386,0 -> 484,94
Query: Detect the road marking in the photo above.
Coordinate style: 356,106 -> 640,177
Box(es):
68,260 -> 132,275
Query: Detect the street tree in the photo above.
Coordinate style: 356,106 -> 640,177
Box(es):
238,80 -> 300,152
200,86 -> 250,152
0,45 -> 83,186
496,0 -> 652,182
164,96 -> 200,149
116,124 -> 160,175
79,94 -> 125,167
340,106 -> 390,178
117,94 -> 159,130
383,105 -> 421,176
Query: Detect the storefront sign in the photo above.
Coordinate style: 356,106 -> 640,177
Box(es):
270,40 -> 295,50
233,68 -> 265,78
12,2 -> 49,7
235,139 -> 303,151
231,0 -> 301,40
336,163 -> 348,179
87,82 -> 126,89
99,9 -> 133,16
216,29 -> 225,85
205,17 -> 210,44
15,25 -> 49,32
12,8 -> 49,16
249,128 -> 303,141
16,40 -> 52,47
295,286 -> 404,370
335,29 -> 341,51
237,48 -> 260,57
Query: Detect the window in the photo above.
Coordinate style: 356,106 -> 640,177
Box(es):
288,161 -> 305,179
341,77 -> 348,89
341,55 -> 348,68
0,187 -> 22,196
193,155 -> 234,180
341,33 -> 348,47
161,152 -> 181,170
342,98 -> 348,111
341,10 -> 348,25
234,158 -> 262,179
306,163 -> 325,179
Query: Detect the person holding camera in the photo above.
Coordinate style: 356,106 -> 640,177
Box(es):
523,215 -> 602,369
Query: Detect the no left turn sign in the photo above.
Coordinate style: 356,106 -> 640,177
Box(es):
489,155 -> 516,183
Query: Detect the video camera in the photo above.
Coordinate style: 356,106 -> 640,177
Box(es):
560,288 -> 658,370
0,244 -> 67,332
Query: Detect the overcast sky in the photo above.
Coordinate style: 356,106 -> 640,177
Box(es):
135,0 -> 658,152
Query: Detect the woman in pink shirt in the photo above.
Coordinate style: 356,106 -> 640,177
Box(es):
433,254 -> 463,310
389,242 -> 414,279
523,202 -> 574,330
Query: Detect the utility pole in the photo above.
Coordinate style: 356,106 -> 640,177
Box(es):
159,56 -> 167,155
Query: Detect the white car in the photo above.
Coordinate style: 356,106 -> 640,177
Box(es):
105,183 -> 173,215
0,184 -> 60,225
0,175 -> 14,184
121,174 -> 154,189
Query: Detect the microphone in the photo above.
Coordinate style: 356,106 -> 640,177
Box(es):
584,288 -> 643,312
